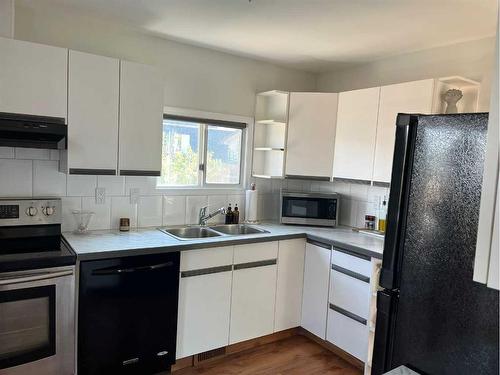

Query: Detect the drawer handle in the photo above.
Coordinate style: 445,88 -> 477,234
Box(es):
181,265 -> 232,278
329,303 -> 367,325
122,357 -> 139,366
234,259 -> 276,270
332,265 -> 370,283
307,239 -> 331,250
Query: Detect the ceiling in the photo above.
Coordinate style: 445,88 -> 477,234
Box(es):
17,0 -> 498,73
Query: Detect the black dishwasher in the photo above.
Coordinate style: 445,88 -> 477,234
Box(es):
78,252 -> 180,375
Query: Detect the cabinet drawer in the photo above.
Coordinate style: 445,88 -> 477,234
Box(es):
332,249 -> 371,277
234,242 -> 278,264
327,308 -> 368,362
329,267 -> 370,319
180,246 -> 233,271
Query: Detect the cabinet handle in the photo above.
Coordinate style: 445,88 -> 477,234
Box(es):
285,174 -> 330,181
181,265 -> 232,278
69,168 -> 116,175
332,264 -> 370,283
307,239 -> 331,250
332,177 -> 371,185
329,303 -> 367,325
333,247 -> 371,261
119,170 -> 161,176
233,259 -> 276,270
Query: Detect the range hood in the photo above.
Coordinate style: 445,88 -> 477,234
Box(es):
0,112 -> 67,149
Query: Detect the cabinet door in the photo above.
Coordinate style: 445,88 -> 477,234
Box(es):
301,240 -> 331,339
176,246 -> 233,358
373,79 -> 434,183
333,87 -> 380,182
67,50 -> 119,175
230,242 -> 278,344
286,93 -> 338,179
0,37 -> 67,119
275,239 -> 305,332
119,60 -> 164,176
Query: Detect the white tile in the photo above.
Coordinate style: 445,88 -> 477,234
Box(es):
61,197 -> 82,233
350,183 -> 369,201
33,160 -> 66,197
310,182 -> 321,192
111,196 -> 137,229
82,197 -> 111,230
138,196 -> 163,227
271,179 -> 283,193
49,150 -> 60,161
125,176 -> 161,196
98,176 -> 125,196
15,148 -> 50,160
260,193 -> 279,221
67,175 -> 97,196
332,181 -> 350,195
228,194 -> 245,223
0,147 -> 14,158
207,195 -> 228,224
286,179 -> 302,192
319,181 -> 335,193
162,195 -> 186,226
0,159 -> 32,197
339,199 -> 358,227
185,195 -> 208,224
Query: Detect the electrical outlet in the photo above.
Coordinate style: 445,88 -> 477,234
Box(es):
95,187 -> 106,205
130,188 -> 140,204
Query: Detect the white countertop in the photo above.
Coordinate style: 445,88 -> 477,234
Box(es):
63,222 -> 384,261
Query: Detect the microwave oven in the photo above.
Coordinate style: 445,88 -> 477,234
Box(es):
280,190 -> 339,227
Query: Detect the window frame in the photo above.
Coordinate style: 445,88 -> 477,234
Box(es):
157,108 -> 250,191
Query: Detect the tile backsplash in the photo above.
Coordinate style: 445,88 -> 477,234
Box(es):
0,146 -> 388,231
0,147 -> 261,232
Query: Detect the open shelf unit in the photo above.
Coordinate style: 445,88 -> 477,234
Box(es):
252,90 -> 289,179
433,75 -> 481,114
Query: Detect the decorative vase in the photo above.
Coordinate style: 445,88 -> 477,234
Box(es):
442,89 -> 463,114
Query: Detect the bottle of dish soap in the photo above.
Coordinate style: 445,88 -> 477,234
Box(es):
225,204 -> 233,224
233,204 -> 240,224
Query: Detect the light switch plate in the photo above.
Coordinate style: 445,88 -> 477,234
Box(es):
130,188 -> 140,204
95,187 -> 106,205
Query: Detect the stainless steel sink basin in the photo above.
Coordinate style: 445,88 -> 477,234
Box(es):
159,226 -> 222,240
209,224 -> 269,235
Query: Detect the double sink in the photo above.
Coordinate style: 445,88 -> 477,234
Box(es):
159,224 -> 269,241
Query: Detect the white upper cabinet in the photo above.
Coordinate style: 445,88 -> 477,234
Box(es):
285,93 -> 338,179
0,37 -> 67,119
119,60 -> 164,176
333,87 -> 380,182
66,50 -> 119,174
372,79 -> 435,183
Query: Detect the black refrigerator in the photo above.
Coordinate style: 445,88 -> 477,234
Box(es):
372,113 -> 499,375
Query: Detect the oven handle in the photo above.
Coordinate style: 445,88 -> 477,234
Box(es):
0,269 -> 73,285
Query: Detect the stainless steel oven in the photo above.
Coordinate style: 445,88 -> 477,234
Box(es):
0,266 -> 75,375
280,190 -> 339,227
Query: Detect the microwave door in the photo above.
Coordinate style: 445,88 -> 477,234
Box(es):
281,196 -> 337,226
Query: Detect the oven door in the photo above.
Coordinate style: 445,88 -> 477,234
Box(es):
0,266 -> 75,375
281,193 -> 338,226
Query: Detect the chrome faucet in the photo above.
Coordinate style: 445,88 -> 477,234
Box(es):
198,206 -> 226,226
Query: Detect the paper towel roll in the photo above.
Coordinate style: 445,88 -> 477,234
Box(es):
245,189 -> 258,222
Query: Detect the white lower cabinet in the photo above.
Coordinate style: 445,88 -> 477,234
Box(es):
275,239 -> 306,332
301,240 -> 332,339
229,242 -> 278,344
327,249 -> 372,362
176,247 -> 233,359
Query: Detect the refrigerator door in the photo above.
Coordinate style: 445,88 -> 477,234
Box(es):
371,290 -> 398,375
375,113 -> 499,375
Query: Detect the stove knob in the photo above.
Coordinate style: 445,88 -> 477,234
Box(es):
43,206 -> 55,216
26,206 -> 38,216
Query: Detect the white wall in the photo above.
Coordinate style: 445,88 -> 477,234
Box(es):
14,2 -> 316,118
317,37 -> 496,111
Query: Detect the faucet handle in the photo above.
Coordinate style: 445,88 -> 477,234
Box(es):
199,206 -> 208,216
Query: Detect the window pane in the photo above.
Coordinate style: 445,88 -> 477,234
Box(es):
158,119 -> 200,186
206,125 -> 242,184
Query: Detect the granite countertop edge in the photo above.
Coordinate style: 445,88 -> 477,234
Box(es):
64,223 -> 384,261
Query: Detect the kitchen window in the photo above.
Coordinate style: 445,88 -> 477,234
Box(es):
158,114 -> 246,188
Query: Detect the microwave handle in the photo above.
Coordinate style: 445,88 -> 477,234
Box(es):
0,269 -> 73,286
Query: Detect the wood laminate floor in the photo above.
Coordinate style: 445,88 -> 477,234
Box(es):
175,335 -> 363,375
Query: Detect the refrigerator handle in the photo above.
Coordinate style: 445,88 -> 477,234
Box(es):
379,114 -> 418,290
371,290 -> 398,375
